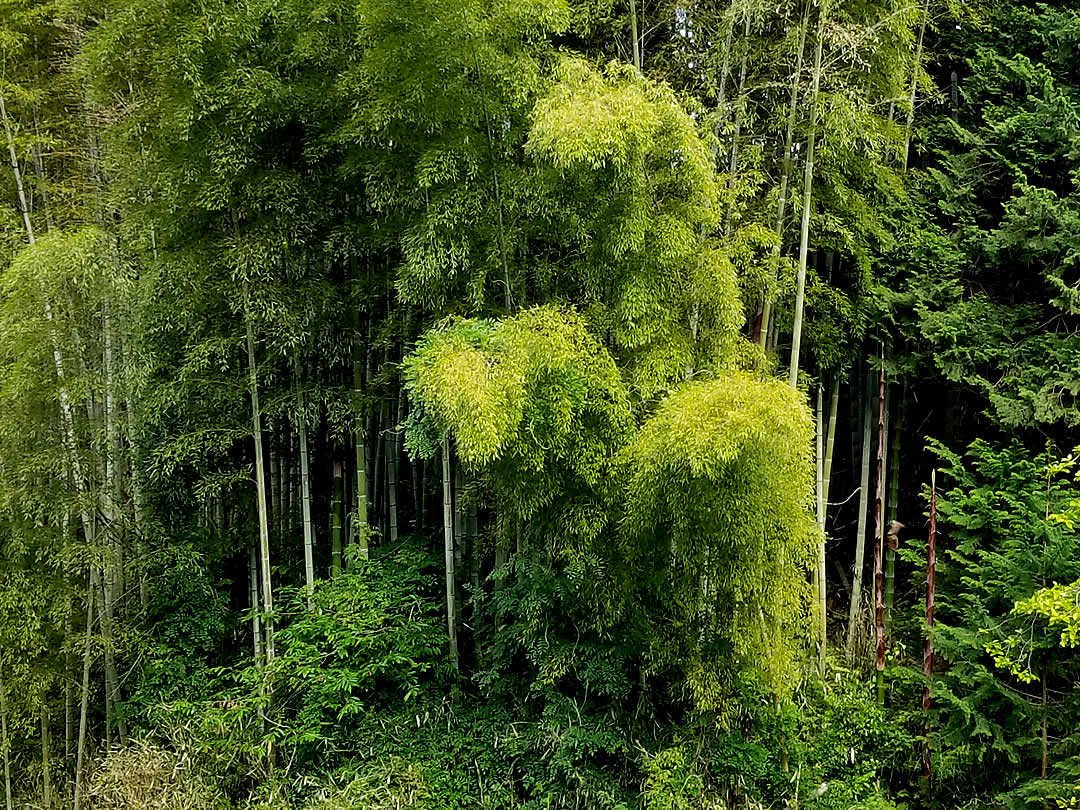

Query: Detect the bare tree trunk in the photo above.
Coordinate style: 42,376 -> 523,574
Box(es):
922,469 -> 936,794
287,429 -> 298,536
788,0 -> 830,390
629,0 -> 641,69
759,0 -> 810,351
884,386 -> 904,633
454,463 -> 466,636
903,0 -> 930,171
413,446 -> 423,530
331,459 -> 344,576
1,654 -> 12,810
822,377 -> 839,506
40,699 -> 52,807
873,358 -> 886,705
101,296 -> 128,747
127,400 -> 150,612
353,319 -> 370,560
249,544 -> 264,667
469,503 -> 480,593
374,399 -> 386,537
294,355 -> 316,606
270,423 -> 281,547
242,281 -> 274,661
64,613 -> 73,760
724,11 -> 752,235
388,380 -> 402,543
454,465 -> 465,581
0,89 -> 35,244
93,568 -> 117,748
846,368 -> 873,660
63,515 -> 74,760
815,387 -> 827,674
442,438 -> 460,674
73,576 -> 94,810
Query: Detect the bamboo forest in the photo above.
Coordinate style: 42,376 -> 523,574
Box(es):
2,0 -> 1080,807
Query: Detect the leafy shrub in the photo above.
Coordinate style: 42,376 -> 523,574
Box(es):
128,542 -> 229,724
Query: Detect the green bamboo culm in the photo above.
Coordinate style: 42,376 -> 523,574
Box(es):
331,460 -> 344,577
884,383 -> 905,633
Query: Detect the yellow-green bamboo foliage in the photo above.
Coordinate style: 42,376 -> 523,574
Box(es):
405,307 -> 630,515
405,307 -> 632,639
406,308 -> 815,708
622,372 -> 816,708
526,59 -> 744,396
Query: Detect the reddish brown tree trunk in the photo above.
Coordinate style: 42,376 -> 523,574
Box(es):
923,469 -> 937,792
874,357 -> 886,704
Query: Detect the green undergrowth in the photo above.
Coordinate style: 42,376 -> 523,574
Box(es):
91,538 -> 913,810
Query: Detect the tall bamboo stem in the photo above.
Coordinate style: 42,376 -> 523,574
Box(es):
331,459 -> 344,576
295,355 -> 315,606
760,0 -> 810,351
1,654 -> 12,810
788,0 -> 830,389
242,280 -> 274,661
40,699 -> 52,807
922,469 -> 936,794
873,357 -> 886,704
73,575 -> 94,810
846,368 -> 873,660
815,387 -> 827,674
442,438 -> 460,674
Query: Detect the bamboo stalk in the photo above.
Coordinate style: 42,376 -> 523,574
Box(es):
873,357 -> 886,704
884,385 -> 905,632
922,468 -> 936,794
846,367 -> 873,661
815,386 -> 827,674
724,10 -> 752,235
389,379 -> 403,544
442,438 -> 460,673
903,0 -> 930,171
332,459 -> 344,576
269,423 -> 281,547
788,0 -> 830,390
249,544 -> 264,667
760,0 -> 810,351
354,310 -> 370,560
73,575 -> 94,810
40,699 -> 52,807
1,654 -> 12,810
242,280 -> 274,661
294,355 -> 315,606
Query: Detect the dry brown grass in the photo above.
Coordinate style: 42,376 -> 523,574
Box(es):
85,739 -> 230,810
